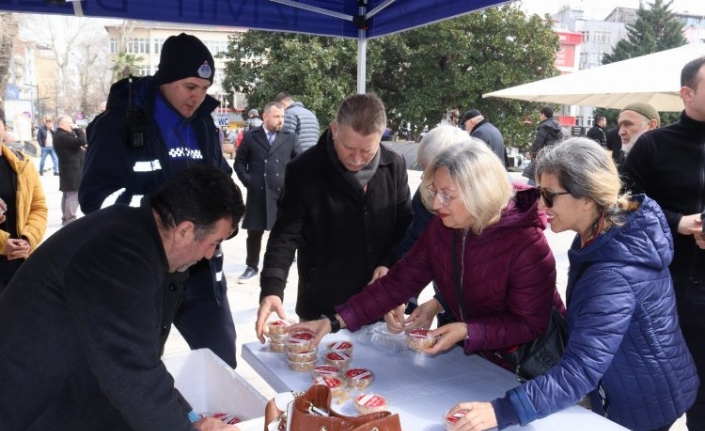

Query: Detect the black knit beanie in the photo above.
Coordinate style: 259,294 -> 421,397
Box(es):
154,33 -> 215,85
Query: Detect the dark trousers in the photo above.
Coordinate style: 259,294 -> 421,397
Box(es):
172,251 -> 237,368
245,229 -> 265,270
683,323 -> 705,431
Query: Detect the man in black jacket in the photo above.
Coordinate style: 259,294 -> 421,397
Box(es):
79,34 -> 239,368
53,115 -> 86,226
586,114 -> 607,148
0,166 -> 244,431
523,106 -> 562,185
234,101 -> 297,283
622,56 -> 705,431
254,93 -> 413,341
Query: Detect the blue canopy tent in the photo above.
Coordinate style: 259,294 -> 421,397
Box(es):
0,0 -> 510,92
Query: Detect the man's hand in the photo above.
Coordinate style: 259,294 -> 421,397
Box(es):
286,317 -> 336,347
690,217 -> 705,249
677,213 -> 701,236
369,266 -> 389,283
255,295 -> 286,343
447,402 -> 498,431
195,416 -> 241,431
3,238 -> 30,260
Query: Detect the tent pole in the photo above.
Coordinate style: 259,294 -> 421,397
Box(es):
357,32 -> 367,94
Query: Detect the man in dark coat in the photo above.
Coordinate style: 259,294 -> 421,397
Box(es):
622,56 -> 705,431
79,34 -> 240,368
53,115 -> 86,226
0,165 -> 245,431
254,93 -> 413,340
586,114 -> 607,148
460,109 -> 507,166
523,106 -> 562,185
234,101 -> 297,283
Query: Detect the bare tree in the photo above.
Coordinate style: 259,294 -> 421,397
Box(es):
76,37 -> 110,115
22,15 -> 107,116
0,13 -> 19,109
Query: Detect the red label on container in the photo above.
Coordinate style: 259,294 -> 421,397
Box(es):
356,394 -> 386,407
446,409 -> 470,424
314,375 -> 343,388
409,329 -> 431,339
314,365 -> 339,375
289,330 -> 314,343
328,341 -> 353,350
345,368 -> 372,380
325,351 -> 351,361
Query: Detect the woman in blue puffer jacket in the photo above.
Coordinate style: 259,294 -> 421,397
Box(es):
447,137 -> 698,431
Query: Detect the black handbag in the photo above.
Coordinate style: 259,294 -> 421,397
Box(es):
497,308 -> 567,381
451,234 -> 575,382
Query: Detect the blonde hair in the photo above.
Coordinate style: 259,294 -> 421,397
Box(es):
420,141 -> 513,235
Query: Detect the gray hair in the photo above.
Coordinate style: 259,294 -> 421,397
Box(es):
335,93 -> 387,136
420,140 -> 513,235
416,125 -> 474,169
534,137 -> 631,235
56,115 -> 73,127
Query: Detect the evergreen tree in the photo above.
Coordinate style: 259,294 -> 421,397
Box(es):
221,5 -> 558,148
603,0 -> 686,64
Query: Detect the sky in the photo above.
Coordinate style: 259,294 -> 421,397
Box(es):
517,0 -> 705,20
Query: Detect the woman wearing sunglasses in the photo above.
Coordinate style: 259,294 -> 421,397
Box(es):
446,138 -> 698,431
288,139 -> 562,373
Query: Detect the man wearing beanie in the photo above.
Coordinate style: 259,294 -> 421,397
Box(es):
623,56 -> 705,431
80,33 -> 240,370
459,109 -> 507,166
616,102 -> 660,161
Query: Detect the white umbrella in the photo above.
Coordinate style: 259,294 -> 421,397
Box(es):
483,44 -> 705,112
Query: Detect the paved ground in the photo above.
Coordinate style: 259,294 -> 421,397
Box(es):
33,156 -> 685,430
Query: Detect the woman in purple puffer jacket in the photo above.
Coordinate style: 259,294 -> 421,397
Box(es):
289,139 -> 561,368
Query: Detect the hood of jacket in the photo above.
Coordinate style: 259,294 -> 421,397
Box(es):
568,195 -> 672,272
539,118 -> 562,134
490,183 -> 547,233
104,76 -> 219,117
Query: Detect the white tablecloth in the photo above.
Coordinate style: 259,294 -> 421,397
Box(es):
242,328 -> 627,431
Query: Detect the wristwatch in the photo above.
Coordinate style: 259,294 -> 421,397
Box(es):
322,314 -> 340,333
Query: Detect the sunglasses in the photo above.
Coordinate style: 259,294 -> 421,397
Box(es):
536,186 -> 571,208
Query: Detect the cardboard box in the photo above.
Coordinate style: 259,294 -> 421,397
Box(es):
163,348 -> 268,424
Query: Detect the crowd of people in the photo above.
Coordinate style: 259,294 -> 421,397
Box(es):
1,30 -> 705,431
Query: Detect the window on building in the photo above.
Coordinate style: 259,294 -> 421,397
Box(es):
589,31 -> 612,44
205,40 -> 229,55
154,38 -> 165,55
126,38 -> 150,54
134,65 -> 151,77
109,37 -> 118,54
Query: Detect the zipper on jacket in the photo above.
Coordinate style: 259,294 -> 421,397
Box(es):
458,229 -> 468,321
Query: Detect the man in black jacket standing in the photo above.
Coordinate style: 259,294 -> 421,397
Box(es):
523,106 -> 562,185
586,114 -> 607,148
234,101 -> 297,283
622,56 -> 705,431
54,115 -> 86,226
254,93 -> 413,341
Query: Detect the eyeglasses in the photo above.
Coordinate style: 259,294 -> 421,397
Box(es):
426,185 -> 456,207
536,186 -> 571,208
